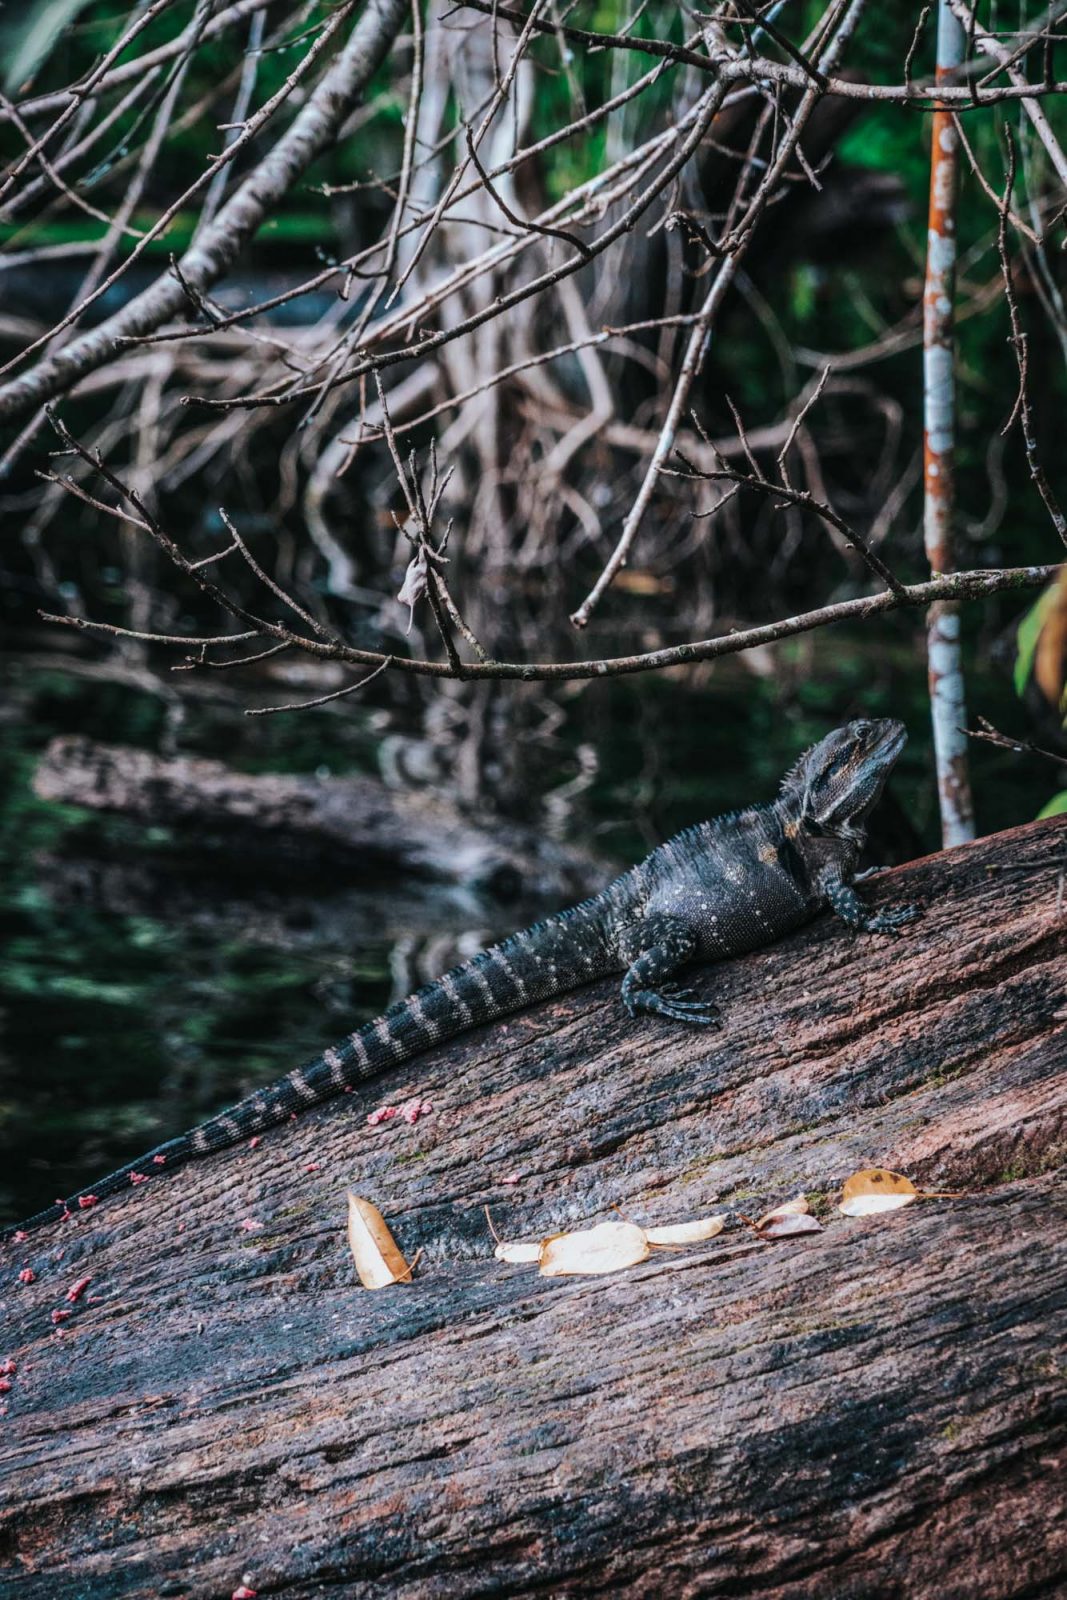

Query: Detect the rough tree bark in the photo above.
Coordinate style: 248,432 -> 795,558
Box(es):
1,817 -> 1065,1599
32,735 -> 608,902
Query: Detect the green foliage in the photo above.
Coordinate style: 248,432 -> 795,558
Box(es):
1037,790 -> 1067,818
1,0 -> 95,93
1014,585 -> 1056,697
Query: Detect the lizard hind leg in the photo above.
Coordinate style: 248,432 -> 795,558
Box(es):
620,920 -> 720,1028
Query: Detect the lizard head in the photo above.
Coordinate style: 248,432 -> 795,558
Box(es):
784,718 -> 907,841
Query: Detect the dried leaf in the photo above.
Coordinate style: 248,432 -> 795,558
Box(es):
645,1215 -> 726,1246
758,1211 -> 824,1237
346,1193 -> 414,1289
538,1220 -> 650,1277
838,1168 -> 918,1217
493,1240 -> 542,1264
396,548 -> 429,634
755,1194 -> 808,1225
753,1196 -> 823,1238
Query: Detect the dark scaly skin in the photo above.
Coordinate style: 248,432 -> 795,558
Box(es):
4,718 -> 918,1239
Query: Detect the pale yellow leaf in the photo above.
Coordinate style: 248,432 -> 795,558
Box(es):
346,1193 -> 414,1289
538,1220 -> 650,1277
494,1240 -> 542,1264
838,1168 -> 919,1217
645,1215 -> 726,1246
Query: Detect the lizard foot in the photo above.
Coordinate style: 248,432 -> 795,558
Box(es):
625,986 -> 722,1027
867,902 -> 921,935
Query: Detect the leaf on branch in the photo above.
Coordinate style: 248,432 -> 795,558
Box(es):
1034,568 -> 1067,715
397,547 -> 429,634
1015,569 -> 1067,713
838,1168 -> 918,1217
346,1193 -> 415,1289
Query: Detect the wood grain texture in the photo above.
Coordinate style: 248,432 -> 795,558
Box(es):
1,817 -> 1065,1599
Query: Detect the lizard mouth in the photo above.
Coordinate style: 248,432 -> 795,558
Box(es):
869,718 -> 907,764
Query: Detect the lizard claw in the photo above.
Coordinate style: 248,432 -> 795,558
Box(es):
626,987 -> 722,1028
868,902 -> 921,934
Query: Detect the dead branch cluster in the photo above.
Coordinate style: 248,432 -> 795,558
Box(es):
1,0 -> 1065,717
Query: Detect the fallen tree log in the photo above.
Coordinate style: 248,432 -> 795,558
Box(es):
1,816 -> 1065,1599
31,735 -> 608,903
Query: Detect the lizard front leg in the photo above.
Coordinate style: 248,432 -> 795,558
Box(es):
620,915 -> 720,1027
822,866 -> 920,935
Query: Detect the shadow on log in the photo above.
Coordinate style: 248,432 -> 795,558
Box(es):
32,736 -> 609,904
1,818 -> 1065,1598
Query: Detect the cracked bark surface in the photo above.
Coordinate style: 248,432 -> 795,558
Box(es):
1,816 -> 1065,1599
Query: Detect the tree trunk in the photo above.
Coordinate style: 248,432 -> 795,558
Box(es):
1,817 -> 1065,1599
32,735 -> 608,904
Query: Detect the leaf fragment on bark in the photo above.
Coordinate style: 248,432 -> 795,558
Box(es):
494,1212 -> 726,1275
346,1193 -> 415,1289
539,1221 -> 651,1277
839,1168 -> 919,1216
752,1196 -> 824,1237
494,1240 -> 543,1264
645,1215 -> 726,1245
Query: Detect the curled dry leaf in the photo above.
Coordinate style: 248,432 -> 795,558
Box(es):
645,1215 -> 726,1246
396,547 -> 429,634
493,1241 -> 543,1264
758,1212 -> 824,1238
539,1221 -> 650,1278
839,1168 -> 919,1217
753,1196 -> 824,1238
346,1193 -> 415,1289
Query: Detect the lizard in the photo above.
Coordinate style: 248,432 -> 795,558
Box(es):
3,717 -> 919,1239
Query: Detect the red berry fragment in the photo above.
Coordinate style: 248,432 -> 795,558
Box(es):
129,1172 -> 148,1186
232,1587 -> 258,1599
0,1378 -> 11,1394
399,1097 -> 432,1126
0,1360 -> 16,1376
66,1276 -> 92,1304
366,1104 -> 398,1127
78,1195 -> 98,1210
50,1309 -> 71,1325
17,1269 -> 34,1285
152,1154 -> 166,1165
13,1231 -> 27,1243
248,1136 -> 261,1150
238,1218 -> 262,1232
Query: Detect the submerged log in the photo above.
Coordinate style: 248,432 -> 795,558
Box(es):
1,817 -> 1065,1598
32,735 -> 608,903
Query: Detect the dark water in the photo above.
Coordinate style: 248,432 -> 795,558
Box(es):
0,630 -> 1046,1224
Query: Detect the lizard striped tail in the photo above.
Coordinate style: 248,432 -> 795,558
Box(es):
2,901 -> 617,1240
